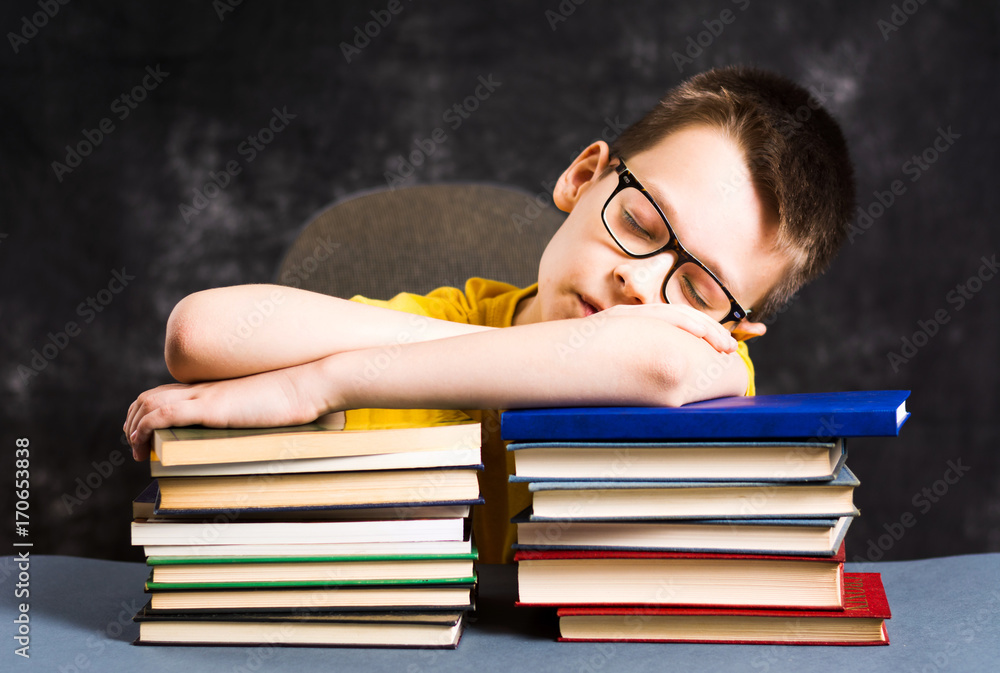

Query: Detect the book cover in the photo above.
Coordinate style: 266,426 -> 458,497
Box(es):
152,468 -> 482,513
525,466 -> 859,520
145,575 -> 478,590
514,541 -> 846,563
147,548 -> 479,565
141,538 -> 475,559
131,516 -> 468,547
516,544 -> 844,609
132,480 -> 158,519
132,601 -> 469,648
512,512 -> 852,556
556,573 -> 890,645
501,390 -> 910,441
154,420 -> 481,467
508,439 -> 846,482
146,557 -> 477,586
147,584 -> 477,612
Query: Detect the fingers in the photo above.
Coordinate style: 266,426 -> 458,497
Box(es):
623,305 -> 738,354
124,383 -> 194,461
131,399 -> 202,462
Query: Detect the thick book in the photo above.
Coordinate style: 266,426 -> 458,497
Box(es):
508,439 -> 845,482
557,573 -> 890,645
131,517 -> 467,547
501,390 -> 910,441
513,511 -> 852,556
147,583 -> 476,612
153,468 -> 482,513
527,466 -> 859,520
515,545 -> 845,609
134,607 -> 467,648
136,483 -> 471,521
150,446 -> 482,477
153,420 -> 480,467
142,539 -> 474,559
147,556 -> 477,586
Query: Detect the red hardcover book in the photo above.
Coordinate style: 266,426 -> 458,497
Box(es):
556,572 -> 891,645
515,543 -> 845,610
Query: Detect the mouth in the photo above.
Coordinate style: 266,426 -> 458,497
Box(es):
578,294 -> 601,317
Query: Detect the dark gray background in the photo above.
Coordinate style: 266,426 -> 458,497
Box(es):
1,0 -> 997,562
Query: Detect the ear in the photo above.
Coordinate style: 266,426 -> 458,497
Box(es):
731,319 -> 767,341
552,141 -> 613,213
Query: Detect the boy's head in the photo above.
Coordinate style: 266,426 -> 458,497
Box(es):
515,65 -> 855,333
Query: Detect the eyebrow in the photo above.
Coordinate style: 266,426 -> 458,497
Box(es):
641,180 -> 745,302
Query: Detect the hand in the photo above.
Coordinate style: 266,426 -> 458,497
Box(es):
589,304 -> 740,355
124,363 -> 328,461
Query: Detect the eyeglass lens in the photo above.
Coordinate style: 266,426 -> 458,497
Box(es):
604,187 -> 732,321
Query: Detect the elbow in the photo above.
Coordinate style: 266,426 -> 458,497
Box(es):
644,347 -> 691,408
164,294 -> 205,383
615,320 -> 691,407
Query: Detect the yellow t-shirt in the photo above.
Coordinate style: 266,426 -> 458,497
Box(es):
346,277 -> 756,563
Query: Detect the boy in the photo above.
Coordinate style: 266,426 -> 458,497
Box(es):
125,65 -> 855,562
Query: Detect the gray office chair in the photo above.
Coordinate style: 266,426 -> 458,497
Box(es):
274,183 -> 565,300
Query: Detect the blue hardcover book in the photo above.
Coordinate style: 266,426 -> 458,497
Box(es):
501,390 -> 910,441
525,466 -> 860,520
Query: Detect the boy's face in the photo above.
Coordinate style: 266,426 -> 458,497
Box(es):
514,124 -> 793,339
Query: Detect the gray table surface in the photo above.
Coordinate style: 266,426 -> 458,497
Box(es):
2,553 -> 998,672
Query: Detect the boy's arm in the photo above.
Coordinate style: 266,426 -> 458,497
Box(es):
127,312 -> 746,458
165,284 -> 493,382
325,314 -> 746,411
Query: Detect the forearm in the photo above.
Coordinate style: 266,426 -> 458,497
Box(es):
165,284 -> 491,382
316,315 -> 748,413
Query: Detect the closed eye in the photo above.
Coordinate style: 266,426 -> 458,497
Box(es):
682,275 -> 710,310
623,210 -> 652,240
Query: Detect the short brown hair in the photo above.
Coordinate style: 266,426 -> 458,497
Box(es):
608,65 -> 856,321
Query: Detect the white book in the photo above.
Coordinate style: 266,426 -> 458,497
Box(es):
131,517 -> 465,546
143,538 -> 474,559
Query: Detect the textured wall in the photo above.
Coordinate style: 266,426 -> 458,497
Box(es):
1,0 -> 997,561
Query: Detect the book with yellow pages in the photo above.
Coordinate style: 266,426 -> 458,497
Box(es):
133,605 -> 468,648
153,418 -> 480,467
153,468 -> 482,513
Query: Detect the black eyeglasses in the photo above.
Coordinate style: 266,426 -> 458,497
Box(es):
601,159 -> 750,325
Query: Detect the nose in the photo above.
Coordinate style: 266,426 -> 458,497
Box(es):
613,253 -> 675,304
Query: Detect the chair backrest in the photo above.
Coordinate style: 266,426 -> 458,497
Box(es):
274,183 -> 565,299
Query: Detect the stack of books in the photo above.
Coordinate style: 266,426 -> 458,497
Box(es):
130,418 -> 484,648
501,391 -> 910,646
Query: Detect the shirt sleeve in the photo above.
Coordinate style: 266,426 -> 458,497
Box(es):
737,340 -> 755,397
